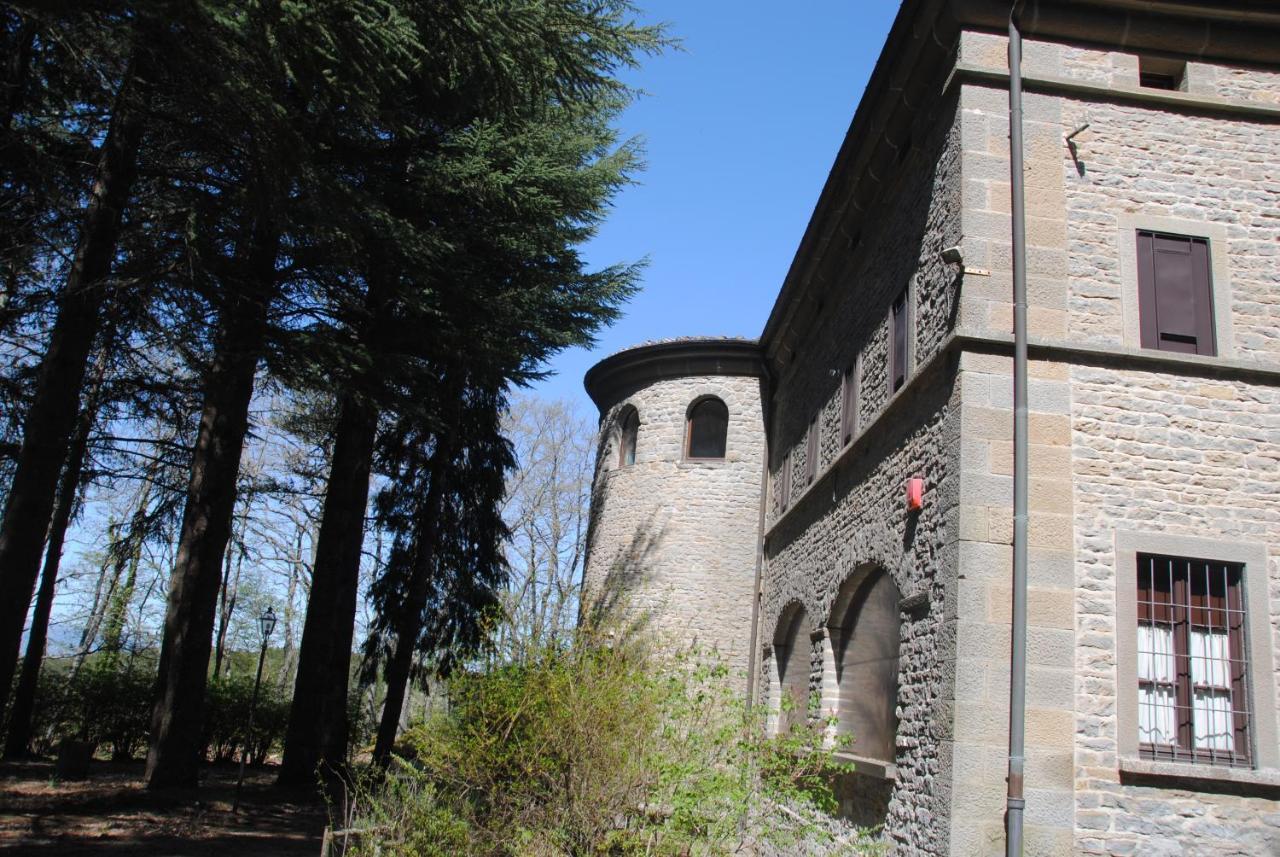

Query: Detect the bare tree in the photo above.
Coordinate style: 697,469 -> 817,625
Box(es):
496,395 -> 595,662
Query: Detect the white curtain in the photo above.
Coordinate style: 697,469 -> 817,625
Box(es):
1191,628 -> 1234,752
1137,623 -> 1176,746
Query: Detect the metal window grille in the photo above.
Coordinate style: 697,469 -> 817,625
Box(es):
1136,553 -> 1252,767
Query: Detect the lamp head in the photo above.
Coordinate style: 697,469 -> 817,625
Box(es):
259,606 -> 277,639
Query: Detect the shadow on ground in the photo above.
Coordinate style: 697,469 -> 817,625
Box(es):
0,759 -> 325,856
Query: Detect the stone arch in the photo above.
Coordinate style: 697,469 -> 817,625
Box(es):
829,563 -> 901,763
615,404 -> 639,467
772,600 -> 810,733
685,395 -> 728,459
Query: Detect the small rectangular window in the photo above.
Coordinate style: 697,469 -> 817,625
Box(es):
1136,230 -> 1216,356
1137,554 -> 1250,767
804,415 -> 818,485
1139,55 -> 1186,91
890,289 -> 908,393
841,360 -> 859,446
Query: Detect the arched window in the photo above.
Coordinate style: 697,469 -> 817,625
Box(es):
774,604 -> 810,733
617,407 -> 638,467
834,568 -> 901,762
685,397 -> 728,459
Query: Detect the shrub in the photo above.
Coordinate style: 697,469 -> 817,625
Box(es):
339,626 -> 877,855
11,657 -> 156,761
203,673 -> 291,765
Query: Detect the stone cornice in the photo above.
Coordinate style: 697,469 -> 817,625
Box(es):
583,338 -> 764,413
951,63 -> 1280,121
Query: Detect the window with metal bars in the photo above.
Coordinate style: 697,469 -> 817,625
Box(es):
1136,553 -> 1251,767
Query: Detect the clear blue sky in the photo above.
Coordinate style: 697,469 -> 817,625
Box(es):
532,1 -> 902,412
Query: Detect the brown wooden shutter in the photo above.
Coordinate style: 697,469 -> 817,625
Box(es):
805,415 -> 818,484
841,363 -> 857,445
891,290 -> 908,392
1136,231 -> 1216,356
779,451 -> 791,511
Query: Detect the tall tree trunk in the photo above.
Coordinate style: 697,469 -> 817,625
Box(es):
372,416 -> 460,767
2,379 -> 96,758
145,217 -> 280,790
278,392 -> 377,785
0,59 -> 147,711
279,266 -> 391,786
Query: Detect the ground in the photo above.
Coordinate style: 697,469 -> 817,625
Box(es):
0,760 -> 326,855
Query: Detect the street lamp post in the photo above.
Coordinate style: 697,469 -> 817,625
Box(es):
234,606 -> 276,811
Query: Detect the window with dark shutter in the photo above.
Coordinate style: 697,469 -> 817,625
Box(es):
841,361 -> 858,446
890,290 -> 908,393
1136,231 -> 1216,356
804,415 -> 818,485
1137,554 -> 1250,767
779,451 -> 791,512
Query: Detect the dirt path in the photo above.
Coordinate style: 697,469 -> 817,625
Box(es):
0,760 -> 326,856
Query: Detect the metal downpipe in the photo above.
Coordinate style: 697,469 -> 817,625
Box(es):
1006,7 -> 1030,857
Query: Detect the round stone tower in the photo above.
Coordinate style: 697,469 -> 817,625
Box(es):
581,338 -> 766,683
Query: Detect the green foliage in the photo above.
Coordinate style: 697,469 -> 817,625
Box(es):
340,626 -> 876,856
202,672 -> 291,765
8,655 -> 290,765
20,658 -> 154,761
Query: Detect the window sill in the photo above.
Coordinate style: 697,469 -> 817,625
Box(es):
1118,757 -> 1280,798
832,752 -> 896,782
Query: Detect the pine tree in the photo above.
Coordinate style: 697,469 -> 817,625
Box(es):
0,6 -> 154,710
279,0 -> 664,783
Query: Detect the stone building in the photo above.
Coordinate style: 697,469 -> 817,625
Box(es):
580,1 -> 1280,854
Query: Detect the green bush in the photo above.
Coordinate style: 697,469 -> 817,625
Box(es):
6,655 -> 291,766
14,657 -> 156,760
203,673 -> 291,765
341,626 -> 875,856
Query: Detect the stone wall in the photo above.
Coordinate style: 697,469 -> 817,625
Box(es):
955,28 -> 1280,857
758,87 -> 964,854
1057,43 -> 1280,854
1070,367 -> 1280,855
581,371 -> 765,683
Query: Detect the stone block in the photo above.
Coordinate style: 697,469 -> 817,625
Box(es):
960,504 -> 990,542
989,379 -> 1071,414
1025,665 -> 1075,709
1025,707 -> 1074,747
1029,477 -> 1072,512
1028,512 -> 1073,549
987,585 -> 1074,630
965,405 -> 1015,441
962,470 -> 1013,506
1028,413 -> 1070,446
959,539 -> 1012,580
1024,825 -> 1074,857
960,351 -> 1012,375
1024,787 -> 1075,827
